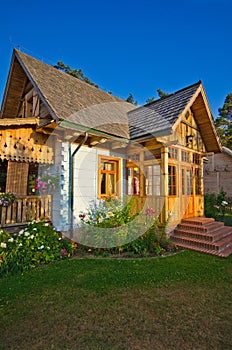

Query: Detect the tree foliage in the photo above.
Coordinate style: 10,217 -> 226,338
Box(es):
54,61 -> 99,88
215,93 -> 232,149
157,88 -> 169,99
126,93 -> 138,105
146,88 -> 169,104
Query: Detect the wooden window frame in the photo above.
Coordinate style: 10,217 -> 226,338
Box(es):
168,165 -> 177,196
98,155 -> 120,199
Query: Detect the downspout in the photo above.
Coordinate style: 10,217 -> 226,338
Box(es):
69,132 -> 88,237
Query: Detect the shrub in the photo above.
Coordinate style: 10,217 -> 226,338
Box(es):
0,221 -> 77,277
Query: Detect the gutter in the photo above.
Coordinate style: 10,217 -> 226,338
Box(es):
69,132 -> 88,238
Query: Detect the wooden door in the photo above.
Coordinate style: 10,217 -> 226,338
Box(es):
181,167 -> 194,218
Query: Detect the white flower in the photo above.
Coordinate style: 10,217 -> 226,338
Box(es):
221,201 -> 228,206
8,237 -> 14,242
19,229 -> 25,235
30,235 -> 34,239
47,247 -> 50,250
24,231 -> 30,237
58,237 -> 61,240
33,228 -> 37,231
44,223 -> 49,227
40,245 -> 44,249
19,243 -> 23,247
0,242 -> 7,248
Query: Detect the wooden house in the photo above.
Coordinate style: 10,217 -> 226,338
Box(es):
204,146 -> 232,198
0,49 -> 222,236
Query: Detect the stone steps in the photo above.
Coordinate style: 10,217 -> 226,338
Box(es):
171,217 -> 232,258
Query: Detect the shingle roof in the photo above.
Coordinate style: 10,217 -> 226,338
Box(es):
128,81 -> 201,139
14,50 -> 136,139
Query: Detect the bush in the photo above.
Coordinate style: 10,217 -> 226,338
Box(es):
0,221 -> 77,277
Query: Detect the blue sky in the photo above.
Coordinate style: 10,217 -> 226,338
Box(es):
0,0 -> 231,117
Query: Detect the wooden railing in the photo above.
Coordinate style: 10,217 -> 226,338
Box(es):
0,195 -> 52,227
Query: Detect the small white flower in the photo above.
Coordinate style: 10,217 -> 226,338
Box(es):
44,223 -> 49,227
47,247 -> 50,250
24,231 -> 30,237
58,237 -> 61,240
1,242 -> 7,248
19,229 -> 25,235
30,235 -> 34,239
19,243 -> 23,247
40,245 -> 44,249
33,228 -> 37,231
8,237 -> 14,242
222,201 -> 228,206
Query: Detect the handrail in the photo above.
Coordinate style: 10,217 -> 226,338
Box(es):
0,195 -> 52,227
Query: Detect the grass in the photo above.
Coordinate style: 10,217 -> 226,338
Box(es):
0,250 -> 232,350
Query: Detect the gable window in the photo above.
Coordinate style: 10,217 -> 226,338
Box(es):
168,165 -> 176,196
99,156 -> 119,198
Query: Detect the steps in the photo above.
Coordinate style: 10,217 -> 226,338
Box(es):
170,217 -> 232,258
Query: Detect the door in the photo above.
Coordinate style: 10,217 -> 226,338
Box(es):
181,167 -> 194,218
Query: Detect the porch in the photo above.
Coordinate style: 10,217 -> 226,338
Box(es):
0,195 -> 52,231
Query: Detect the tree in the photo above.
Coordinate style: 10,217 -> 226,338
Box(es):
215,93 -> 232,149
146,89 -> 169,103
146,96 -> 155,104
126,93 -> 138,105
157,88 -> 169,99
54,61 -> 99,88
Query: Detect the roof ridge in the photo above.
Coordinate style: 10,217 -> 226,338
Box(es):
14,48 -> 124,101
142,80 -> 202,108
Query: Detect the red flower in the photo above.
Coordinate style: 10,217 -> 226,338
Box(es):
0,257 -> 2,261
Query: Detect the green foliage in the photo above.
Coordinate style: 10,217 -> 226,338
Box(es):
204,190 -> 228,219
125,92 -> 138,105
0,192 -> 16,207
215,93 -> 232,148
0,221 -> 77,277
54,61 -> 99,88
157,88 -> 169,99
79,198 -> 177,256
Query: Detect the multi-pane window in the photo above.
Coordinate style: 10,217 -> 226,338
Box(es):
168,165 -> 176,195
168,147 -> 178,159
193,153 -> 201,165
145,165 -> 160,196
195,168 -> 201,195
181,151 -> 190,163
127,166 -> 140,195
99,157 -> 119,198
186,169 -> 193,195
181,169 -> 185,195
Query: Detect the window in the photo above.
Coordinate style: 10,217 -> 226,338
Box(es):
195,168 -> 201,195
145,165 -> 160,196
99,157 -> 119,198
181,150 -> 190,163
193,153 -> 201,165
127,166 -> 140,195
181,169 -> 185,195
168,147 -> 178,159
168,165 -> 176,195
186,169 -> 193,195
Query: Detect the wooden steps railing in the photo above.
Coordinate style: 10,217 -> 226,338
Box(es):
0,195 -> 52,227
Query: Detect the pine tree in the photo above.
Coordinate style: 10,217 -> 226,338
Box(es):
126,93 -> 138,105
215,93 -> 232,149
54,61 -> 99,88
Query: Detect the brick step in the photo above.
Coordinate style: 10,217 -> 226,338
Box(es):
181,217 -> 215,226
178,221 -> 224,234
171,241 -> 222,257
173,232 -> 232,252
174,226 -> 232,243
219,245 -> 232,258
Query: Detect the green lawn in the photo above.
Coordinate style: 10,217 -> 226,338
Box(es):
0,250 -> 232,350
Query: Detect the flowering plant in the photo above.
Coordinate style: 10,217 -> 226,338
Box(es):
35,174 -> 59,194
0,192 -> 16,207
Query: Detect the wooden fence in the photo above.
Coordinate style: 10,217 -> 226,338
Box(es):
0,195 -> 52,227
